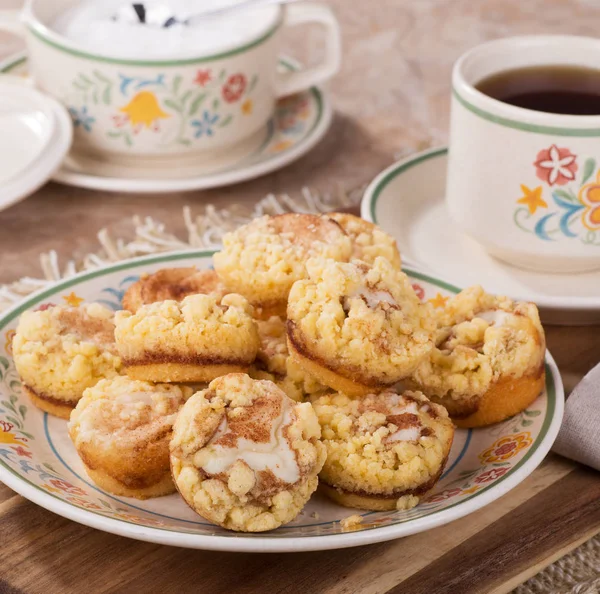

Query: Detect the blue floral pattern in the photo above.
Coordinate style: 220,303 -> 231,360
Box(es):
191,111 -> 220,138
68,106 -> 95,132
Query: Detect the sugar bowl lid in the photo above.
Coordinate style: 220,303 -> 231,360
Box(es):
0,76 -> 72,212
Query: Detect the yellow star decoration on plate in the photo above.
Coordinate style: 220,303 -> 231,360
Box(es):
271,140 -> 293,153
517,184 -> 547,215
63,292 -> 84,307
428,293 -> 449,308
241,99 -> 253,115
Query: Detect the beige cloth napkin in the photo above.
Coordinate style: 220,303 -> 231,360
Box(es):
553,363 -> 600,471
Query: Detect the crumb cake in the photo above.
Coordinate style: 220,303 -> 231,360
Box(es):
411,285 -> 546,428
122,267 -> 227,313
252,315 -> 328,401
115,293 -> 259,383
12,303 -> 121,419
170,373 -> 326,532
254,316 -> 289,377
213,213 -> 352,318
69,377 -> 190,498
287,257 -> 435,397
327,212 -> 402,269
312,390 -> 454,511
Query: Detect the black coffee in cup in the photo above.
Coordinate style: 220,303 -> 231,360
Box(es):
476,65 -> 600,115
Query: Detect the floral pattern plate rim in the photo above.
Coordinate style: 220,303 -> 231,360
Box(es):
362,146 -> 600,325
0,53 -> 331,194
0,249 -> 564,552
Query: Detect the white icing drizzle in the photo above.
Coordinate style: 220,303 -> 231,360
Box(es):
73,391 -> 179,443
389,400 -> 419,416
477,309 -> 514,327
200,401 -> 300,484
351,287 -> 397,308
114,391 -> 157,406
387,426 -> 421,442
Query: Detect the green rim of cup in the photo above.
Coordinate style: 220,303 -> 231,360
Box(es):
27,13 -> 283,67
453,88 -> 600,137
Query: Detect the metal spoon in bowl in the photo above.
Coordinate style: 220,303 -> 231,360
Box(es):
118,0 -> 298,28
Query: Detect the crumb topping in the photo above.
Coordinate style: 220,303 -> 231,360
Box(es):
123,267 -> 227,312
313,390 -> 453,497
13,303 -> 121,400
411,286 -> 546,401
170,374 -> 326,532
327,212 -> 402,269
287,257 -> 435,385
213,214 -> 352,306
114,293 -> 259,363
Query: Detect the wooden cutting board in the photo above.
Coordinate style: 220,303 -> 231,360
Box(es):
1,326 -> 599,594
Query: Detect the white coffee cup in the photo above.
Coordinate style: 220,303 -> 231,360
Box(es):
447,36 -> 600,274
0,0 -> 340,167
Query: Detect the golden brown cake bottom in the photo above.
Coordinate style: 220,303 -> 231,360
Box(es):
23,384 -> 78,420
319,456 -> 449,512
83,463 -> 175,499
445,366 -> 545,429
287,332 -> 390,398
123,360 -> 250,383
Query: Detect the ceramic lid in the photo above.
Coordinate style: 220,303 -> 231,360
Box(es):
0,77 -> 72,212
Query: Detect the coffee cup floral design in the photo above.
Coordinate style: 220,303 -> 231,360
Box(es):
513,144 -> 600,246
67,68 -> 259,149
3,0 -> 341,163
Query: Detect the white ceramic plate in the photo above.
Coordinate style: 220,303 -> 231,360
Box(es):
0,53 -> 332,193
0,250 -> 563,552
362,147 -> 600,325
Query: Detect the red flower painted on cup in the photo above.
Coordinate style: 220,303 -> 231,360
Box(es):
222,74 -> 247,103
534,145 -> 577,186
194,69 -> 212,87
474,467 -> 509,484
48,478 -> 87,497
427,487 -> 462,503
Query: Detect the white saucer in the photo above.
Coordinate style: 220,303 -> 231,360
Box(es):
362,147 -> 600,325
0,76 -> 72,212
1,53 -> 332,193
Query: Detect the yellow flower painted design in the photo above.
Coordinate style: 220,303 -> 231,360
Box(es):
119,91 -> 170,128
579,170 -> 600,230
479,432 -> 532,464
0,421 -> 27,446
63,292 -> 84,307
428,293 -> 449,308
271,140 -> 293,153
241,99 -> 253,115
4,329 -> 15,356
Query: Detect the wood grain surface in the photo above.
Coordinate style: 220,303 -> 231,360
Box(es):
1,0 -> 600,592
